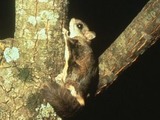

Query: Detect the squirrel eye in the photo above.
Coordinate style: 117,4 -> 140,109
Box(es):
77,23 -> 83,30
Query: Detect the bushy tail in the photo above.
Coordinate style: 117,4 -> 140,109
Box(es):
41,81 -> 83,119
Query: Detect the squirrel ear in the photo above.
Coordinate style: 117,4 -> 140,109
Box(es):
84,31 -> 96,40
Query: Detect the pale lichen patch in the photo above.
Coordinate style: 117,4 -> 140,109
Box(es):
27,16 -> 41,26
35,103 -> 61,120
39,10 -> 59,25
35,28 -> 47,40
3,47 -> 20,63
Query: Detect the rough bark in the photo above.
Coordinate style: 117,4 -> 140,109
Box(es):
97,0 -> 160,94
0,0 -> 68,119
0,0 -> 159,120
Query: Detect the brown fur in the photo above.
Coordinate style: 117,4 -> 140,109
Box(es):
41,81 -> 83,119
41,18 -> 98,119
65,37 -> 98,98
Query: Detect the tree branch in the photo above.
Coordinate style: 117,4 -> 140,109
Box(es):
97,0 -> 160,94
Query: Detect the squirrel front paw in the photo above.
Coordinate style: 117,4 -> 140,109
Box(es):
62,28 -> 69,39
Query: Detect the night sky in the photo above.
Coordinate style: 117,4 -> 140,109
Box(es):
0,0 -> 160,120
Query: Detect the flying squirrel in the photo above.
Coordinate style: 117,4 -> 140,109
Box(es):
42,18 -> 99,119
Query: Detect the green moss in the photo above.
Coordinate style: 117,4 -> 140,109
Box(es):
26,93 -> 43,113
17,66 -> 33,82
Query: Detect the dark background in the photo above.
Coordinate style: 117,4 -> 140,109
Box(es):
0,0 -> 160,120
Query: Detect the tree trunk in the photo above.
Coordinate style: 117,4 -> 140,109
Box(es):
0,0 -> 159,119
0,0 -> 68,119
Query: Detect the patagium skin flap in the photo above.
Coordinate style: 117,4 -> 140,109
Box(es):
42,18 -> 98,119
